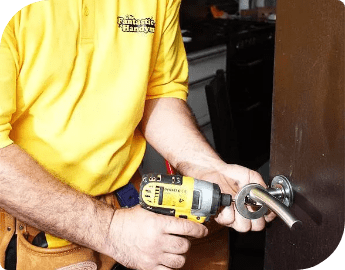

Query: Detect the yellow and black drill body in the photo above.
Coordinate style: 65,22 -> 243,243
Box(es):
139,173 -> 232,223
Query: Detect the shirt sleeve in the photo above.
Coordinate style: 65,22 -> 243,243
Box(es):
146,0 -> 188,101
0,21 -> 17,148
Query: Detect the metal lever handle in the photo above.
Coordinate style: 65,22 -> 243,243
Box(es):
235,175 -> 302,230
249,187 -> 302,230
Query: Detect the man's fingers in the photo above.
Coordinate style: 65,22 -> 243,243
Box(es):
159,253 -> 186,269
161,235 -> 191,254
264,210 -> 277,223
153,266 -> 172,270
244,205 -> 266,231
250,217 -> 266,231
229,209 -> 252,232
215,202 -> 273,232
215,205 -> 235,226
163,217 -> 208,238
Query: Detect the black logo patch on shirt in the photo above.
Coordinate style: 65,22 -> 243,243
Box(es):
117,15 -> 155,34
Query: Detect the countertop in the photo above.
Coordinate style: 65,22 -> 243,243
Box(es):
182,18 -> 275,54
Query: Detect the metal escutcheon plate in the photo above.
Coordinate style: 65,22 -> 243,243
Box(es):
271,175 -> 294,207
235,184 -> 269,220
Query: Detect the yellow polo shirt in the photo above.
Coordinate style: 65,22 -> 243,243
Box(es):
0,0 -> 188,196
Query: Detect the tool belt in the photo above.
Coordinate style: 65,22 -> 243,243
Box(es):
0,171 -> 229,270
0,192 -> 117,270
0,170 -> 141,270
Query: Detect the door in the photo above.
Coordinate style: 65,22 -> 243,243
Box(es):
264,0 -> 344,269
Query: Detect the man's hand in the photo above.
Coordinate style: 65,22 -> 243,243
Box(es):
141,97 -> 275,233
104,205 -> 208,270
199,163 -> 276,232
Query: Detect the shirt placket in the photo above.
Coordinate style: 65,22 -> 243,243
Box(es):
81,0 -> 95,44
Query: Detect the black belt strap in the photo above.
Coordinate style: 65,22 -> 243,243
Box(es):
113,183 -> 139,269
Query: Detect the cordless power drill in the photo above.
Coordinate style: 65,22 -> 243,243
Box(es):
139,173 -> 232,223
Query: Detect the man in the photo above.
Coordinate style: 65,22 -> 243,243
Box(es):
0,0 -> 275,269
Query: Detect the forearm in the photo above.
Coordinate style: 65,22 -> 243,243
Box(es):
141,98 -> 225,179
0,144 -> 114,255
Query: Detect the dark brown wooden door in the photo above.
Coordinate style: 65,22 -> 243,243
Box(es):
264,0 -> 344,269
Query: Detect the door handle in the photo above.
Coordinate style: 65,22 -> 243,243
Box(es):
235,176 -> 302,230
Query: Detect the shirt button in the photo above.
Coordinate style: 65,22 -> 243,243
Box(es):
84,6 -> 89,16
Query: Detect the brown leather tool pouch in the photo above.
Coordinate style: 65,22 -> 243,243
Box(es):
17,226 -> 117,270
16,231 -> 102,270
0,195 -> 116,270
0,209 -> 16,267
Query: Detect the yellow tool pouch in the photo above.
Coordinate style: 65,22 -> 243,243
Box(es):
0,194 -> 117,270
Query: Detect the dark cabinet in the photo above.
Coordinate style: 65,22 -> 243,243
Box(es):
227,24 -> 275,170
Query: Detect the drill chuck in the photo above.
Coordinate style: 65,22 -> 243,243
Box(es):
221,194 -> 232,207
209,183 -> 232,215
